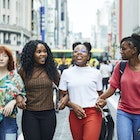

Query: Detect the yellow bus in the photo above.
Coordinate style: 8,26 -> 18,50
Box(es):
51,48 -> 104,66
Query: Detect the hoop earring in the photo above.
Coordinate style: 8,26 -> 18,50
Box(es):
138,53 -> 140,60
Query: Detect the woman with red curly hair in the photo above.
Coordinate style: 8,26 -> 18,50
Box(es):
0,46 -> 26,140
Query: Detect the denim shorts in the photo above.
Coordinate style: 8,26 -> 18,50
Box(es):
0,117 -> 18,140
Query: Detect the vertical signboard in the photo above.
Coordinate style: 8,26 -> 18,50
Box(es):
40,6 -> 45,41
108,33 -> 112,52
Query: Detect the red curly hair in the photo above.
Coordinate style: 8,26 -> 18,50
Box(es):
0,45 -> 15,71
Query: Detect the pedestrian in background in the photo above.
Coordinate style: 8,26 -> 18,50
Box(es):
0,46 -> 26,140
58,57 -> 68,74
100,60 -> 111,91
16,40 -> 60,140
108,60 -> 113,74
89,60 -> 96,67
96,33 -> 140,140
58,42 -> 103,140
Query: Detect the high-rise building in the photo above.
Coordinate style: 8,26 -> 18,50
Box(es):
0,0 -> 42,62
45,0 -> 69,49
0,0 -> 32,56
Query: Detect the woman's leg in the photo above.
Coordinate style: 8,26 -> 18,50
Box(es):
0,117 -> 18,140
22,109 -> 56,140
83,108 -> 102,140
40,109 -> 56,140
132,114 -> 140,140
69,108 -> 102,140
117,110 -> 132,140
103,77 -> 109,90
22,110 -> 40,140
69,110 -> 83,140
102,78 -> 105,91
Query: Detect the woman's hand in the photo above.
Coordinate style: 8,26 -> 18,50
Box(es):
58,94 -> 69,110
71,103 -> 86,119
3,100 -> 16,116
95,98 -> 107,111
16,95 -> 26,109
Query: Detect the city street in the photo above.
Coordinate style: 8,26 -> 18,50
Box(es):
1,1 -> 139,139
17,93 -> 120,140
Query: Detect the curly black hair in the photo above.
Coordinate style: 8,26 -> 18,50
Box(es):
131,33 -> 140,53
120,36 -> 131,45
20,40 -> 59,82
72,42 -> 81,50
72,42 -> 92,52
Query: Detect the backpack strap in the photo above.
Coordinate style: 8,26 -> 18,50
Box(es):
119,61 -> 127,97
119,61 -> 127,78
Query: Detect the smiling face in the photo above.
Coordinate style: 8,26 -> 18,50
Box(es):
34,43 -> 48,65
0,52 -> 9,69
73,44 -> 90,67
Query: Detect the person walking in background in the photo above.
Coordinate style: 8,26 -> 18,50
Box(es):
96,60 -> 101,70
108,60 -> 113,74
96,33 -> 140,140
89,60 -> 96,67
0,46 -> 26,140
58,42 -> 103,140
58,57 -> 68,74
100,60 -> 111,91
16,40 -> 60,140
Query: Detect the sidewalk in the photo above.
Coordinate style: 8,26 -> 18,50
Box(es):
53,107 -> 72,140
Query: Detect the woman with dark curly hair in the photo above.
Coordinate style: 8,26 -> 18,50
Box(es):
16,40 -> 60,140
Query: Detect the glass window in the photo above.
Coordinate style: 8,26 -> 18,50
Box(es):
8,0 -> 10,9
3,15 -> 5,23
3,0 -> 5,8
7,15 -> 10,24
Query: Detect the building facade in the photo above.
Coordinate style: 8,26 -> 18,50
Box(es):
0,0 -> 33,59
44,0 -> 69,49
0,0 -> 44,62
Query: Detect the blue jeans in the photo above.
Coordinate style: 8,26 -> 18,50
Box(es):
117,109 -> 140,140
0,116 -> 18,140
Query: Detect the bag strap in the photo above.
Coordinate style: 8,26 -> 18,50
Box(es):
119,61 -> 127,97
53,82 -> 59,90
119,61 -> 127,78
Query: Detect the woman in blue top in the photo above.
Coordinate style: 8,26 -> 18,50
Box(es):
0,46 -> 26,140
